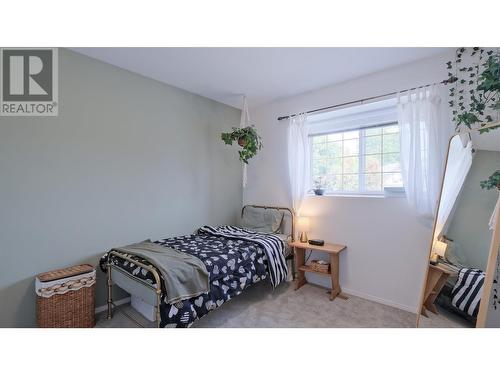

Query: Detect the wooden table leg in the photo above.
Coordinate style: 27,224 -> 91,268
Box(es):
422,267 -> 450,316
424,274 -> 448,315
294,247 -> 307,290
421,306 -> 429,318
329,253 -> 341,301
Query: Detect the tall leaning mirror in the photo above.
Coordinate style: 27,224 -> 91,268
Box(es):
416,123 -> 500,328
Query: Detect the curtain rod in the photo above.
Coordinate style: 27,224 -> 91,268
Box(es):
276,78 -> 454,122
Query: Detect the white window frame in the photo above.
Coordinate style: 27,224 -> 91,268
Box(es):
309,121 -> 405,197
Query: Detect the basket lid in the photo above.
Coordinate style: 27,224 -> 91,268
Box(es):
37,264 -> 94,282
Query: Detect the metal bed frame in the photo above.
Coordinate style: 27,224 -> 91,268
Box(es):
106,251 -> 163,327
106,204 -> 295,328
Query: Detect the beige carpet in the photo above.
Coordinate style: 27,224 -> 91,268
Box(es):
96,282 -> 468,328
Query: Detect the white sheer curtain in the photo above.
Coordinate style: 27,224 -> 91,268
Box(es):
434,135 -> 473,239
398,85 -> 454,222
287,113 -> 309,217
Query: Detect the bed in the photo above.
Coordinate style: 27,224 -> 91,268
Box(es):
100,205 -> 295,328
435,266 -> 485,325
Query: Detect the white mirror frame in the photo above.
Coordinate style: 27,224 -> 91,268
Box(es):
415,121 -> 500,328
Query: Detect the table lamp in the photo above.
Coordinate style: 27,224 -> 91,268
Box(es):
297,216 -> 310,243
430,240 -> 448,264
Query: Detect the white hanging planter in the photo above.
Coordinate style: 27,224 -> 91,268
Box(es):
240,96 -> 250,188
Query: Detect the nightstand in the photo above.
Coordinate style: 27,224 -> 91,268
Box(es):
421,262 -> 457,317
289,241 -> 347,301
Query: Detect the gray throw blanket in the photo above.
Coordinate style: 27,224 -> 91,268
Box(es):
114,240 -> 209,304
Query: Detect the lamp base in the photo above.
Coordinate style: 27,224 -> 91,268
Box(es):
429,253 -> 438,265
299,232 -> 308,243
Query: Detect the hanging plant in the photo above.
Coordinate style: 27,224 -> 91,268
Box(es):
221,125 -> 263,164
446,47 -> 500,133
480,170 -> 500,190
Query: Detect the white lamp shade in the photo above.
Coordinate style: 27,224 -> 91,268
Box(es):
432,240 -> 448,257
297,216 -> 310,231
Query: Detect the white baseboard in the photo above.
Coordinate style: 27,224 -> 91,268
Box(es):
95,297 -> 131,314
305,276 -> 417,313
341,287 -> 417,314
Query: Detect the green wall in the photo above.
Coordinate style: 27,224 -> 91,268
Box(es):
446,150 -> 500,270
0,48 -> 242,327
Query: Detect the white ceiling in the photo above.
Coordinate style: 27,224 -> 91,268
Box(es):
72,48 -> 451,108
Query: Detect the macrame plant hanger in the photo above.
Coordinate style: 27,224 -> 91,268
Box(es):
239,96 -> 250,188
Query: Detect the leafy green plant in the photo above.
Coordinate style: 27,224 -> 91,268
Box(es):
480,170 -> 500,190
446,48 -> 500,133
221,126 -> 263,164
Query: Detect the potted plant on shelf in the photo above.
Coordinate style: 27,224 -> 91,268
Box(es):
221,125 -> 263,164
311,177 -> 326,196
480,170 -> 500,191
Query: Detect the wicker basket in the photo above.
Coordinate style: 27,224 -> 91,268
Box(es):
310,260 -> 330,274
36,264 -> 96,328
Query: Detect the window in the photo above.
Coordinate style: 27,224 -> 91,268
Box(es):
311,123 -> 403,195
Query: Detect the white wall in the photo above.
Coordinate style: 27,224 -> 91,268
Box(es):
244,50 -> 455,312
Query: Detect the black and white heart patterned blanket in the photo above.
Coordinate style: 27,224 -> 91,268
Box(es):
102,226 -> 288,327
198,225 -> 288,288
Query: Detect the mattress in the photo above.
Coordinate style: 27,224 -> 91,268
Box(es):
101,228 -> 288,327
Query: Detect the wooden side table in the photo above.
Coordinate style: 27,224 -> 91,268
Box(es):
290,241 -> 347,301
421,263 -> 455,317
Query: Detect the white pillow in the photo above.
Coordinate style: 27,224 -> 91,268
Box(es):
241,207 -> 284,233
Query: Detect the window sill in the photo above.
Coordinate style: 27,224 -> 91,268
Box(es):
307,190 -> 406,199
308,193 -> 384,199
